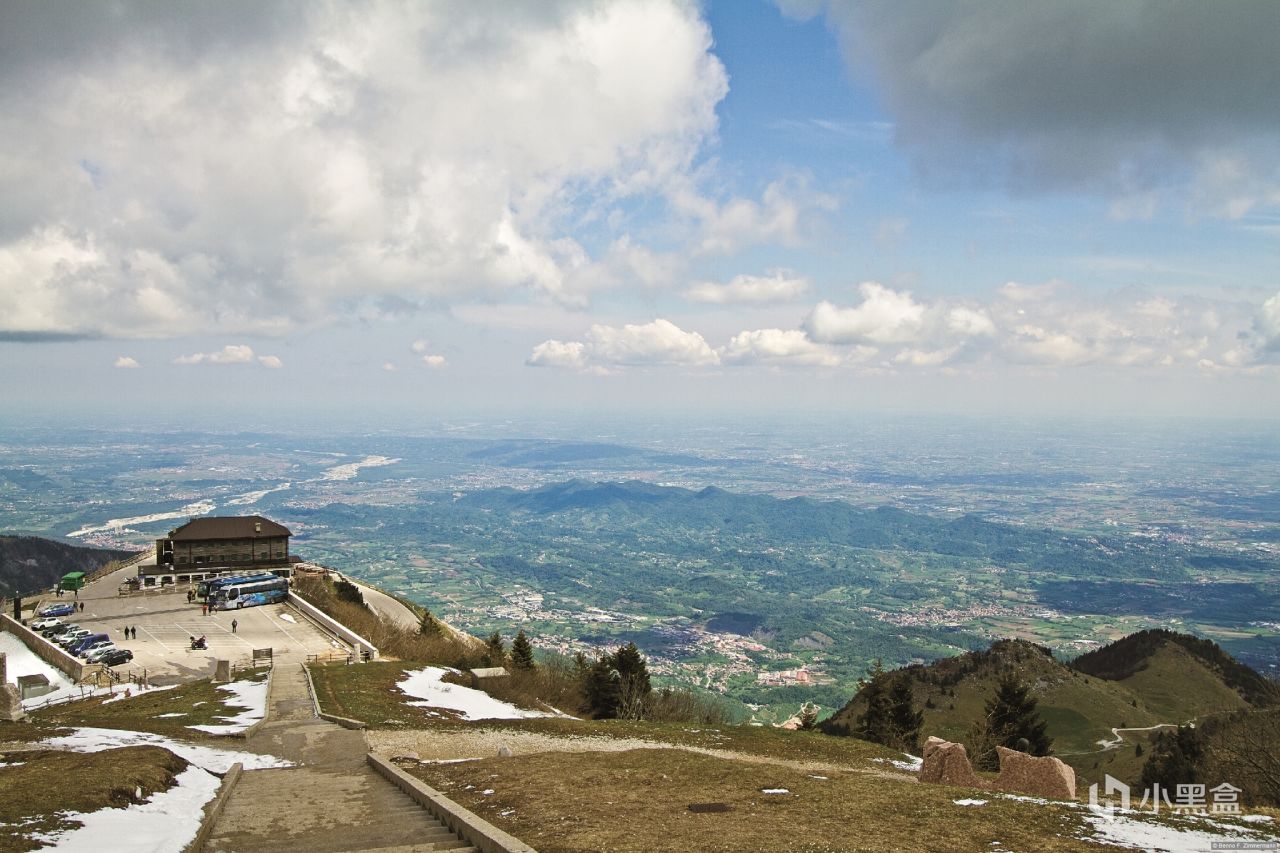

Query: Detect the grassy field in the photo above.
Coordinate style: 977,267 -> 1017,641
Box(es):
30,668 -> 269,739
399,746 -> 1280,853
0,745 -> 187,851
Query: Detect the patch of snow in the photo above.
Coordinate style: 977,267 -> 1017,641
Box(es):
186,679 -> 268,734
954,799 -> 988,807
1081,811 -> 1270,852
396,667 -> 554,721
99,684 -> 179,705
33,765 -> 219,852
1242,815 -> 1275,824
40,727 -> 290,772
155,713 -> 185,719
761,788 -> 790,795
278,613 -> 297,624
807,775 -> 829,781
482,789 -> 495,796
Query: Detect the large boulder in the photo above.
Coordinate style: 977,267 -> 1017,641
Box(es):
918,736 -> 984,788
995,746 -> 1076,800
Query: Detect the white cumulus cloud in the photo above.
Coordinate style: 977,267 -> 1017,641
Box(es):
421,355 -> 447,368
529,319 -> 718,371
174,344 -> 279,367
722,329 -> 841,367
804,282 -> 926,345
685,270 -> 809,304
113,356 -> 140,369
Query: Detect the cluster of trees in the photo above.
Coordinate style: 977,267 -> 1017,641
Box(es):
1140,709 -> 1280,806
967,672 -> 1052,770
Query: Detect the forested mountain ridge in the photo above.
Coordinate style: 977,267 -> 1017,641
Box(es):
0,535 -> 134,597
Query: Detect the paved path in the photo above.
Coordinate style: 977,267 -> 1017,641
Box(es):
204,660 -> 476,852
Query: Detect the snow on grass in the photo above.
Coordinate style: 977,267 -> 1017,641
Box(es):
33,765 -> 219,853
873,753 -> 923,773
186,679 -> 268,734
396,666 -> 554,721
1080,810 -> 1273,852
761,788 -> 790,795
954,799 -> 988,806
40,727 -> 290,772
99,684 -> 179,705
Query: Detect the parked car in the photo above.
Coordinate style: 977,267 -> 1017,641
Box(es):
58,628 -> 91,649
30,616 -> 63,631
44,622 -> 77,639
36,602 -> 76,618
83,643 -> 117,663
76,637 -> 112,658
69,633 -> 108,656
99,648 -> 133,667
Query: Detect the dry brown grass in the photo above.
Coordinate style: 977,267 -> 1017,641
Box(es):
0,745 -> 187,851
404,748 -> 1113,853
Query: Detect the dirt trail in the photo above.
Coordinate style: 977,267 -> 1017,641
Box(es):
366,727 -> 917,783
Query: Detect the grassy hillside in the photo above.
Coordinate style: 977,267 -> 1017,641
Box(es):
1072,628 -> 1280,709
822,632 -> 1280,789
0,535 -> 134,598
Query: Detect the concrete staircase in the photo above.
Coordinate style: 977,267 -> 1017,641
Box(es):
203,663 -> 476,853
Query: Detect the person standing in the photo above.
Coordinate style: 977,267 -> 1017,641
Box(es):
231,618 -> 238,634
201,603 -> 207,616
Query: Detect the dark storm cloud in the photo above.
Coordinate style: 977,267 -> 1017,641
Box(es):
817,0 -> 1280,199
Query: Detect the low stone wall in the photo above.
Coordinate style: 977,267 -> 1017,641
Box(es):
286,593 -> 378,660
300,660 -> 367,729
183,762 -> 243,853
367,753 -> 537,853
0,614 -> 89,681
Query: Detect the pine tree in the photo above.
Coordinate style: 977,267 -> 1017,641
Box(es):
797,702 -> 819,731
483,631 -> 506,668
977,672 -> 1052,770
419,609 -> 442,636
1140,725 -> 1203,791
610,642 -> 652,719
854,660 -> 893,745
584,655 -> 621,718
887,673 -> 923,753
510,629 -> 536,671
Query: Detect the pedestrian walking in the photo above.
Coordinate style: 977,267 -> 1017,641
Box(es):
78,601 -> 84,612
131,626 -> 137,640
231,619 -> 238,634
201,603 -> 207,616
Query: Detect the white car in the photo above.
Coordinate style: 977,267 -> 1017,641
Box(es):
31,616 -> 63,630
83,643 -> 118,663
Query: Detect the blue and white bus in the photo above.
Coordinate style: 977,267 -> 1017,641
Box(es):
212,576 -> 289,610
197,572 -> 279,601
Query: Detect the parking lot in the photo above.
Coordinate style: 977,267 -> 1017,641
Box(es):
28,563 -> 348,683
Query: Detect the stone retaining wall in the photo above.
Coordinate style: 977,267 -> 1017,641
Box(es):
286,593 -> 379,660
0,614 -> 92,681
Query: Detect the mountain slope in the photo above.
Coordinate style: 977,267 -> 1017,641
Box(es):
0,535 -> 135,597
1071,628 -> 1280,711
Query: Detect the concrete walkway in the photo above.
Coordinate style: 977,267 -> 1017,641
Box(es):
203,660 -> 476,852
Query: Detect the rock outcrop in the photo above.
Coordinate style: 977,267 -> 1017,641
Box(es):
994,746 -> 1076,800
918,736 -> 982,788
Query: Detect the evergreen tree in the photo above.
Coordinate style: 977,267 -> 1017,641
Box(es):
610,642 -> 652,719
419,609 -> 441,636
1141,725 -> 1203,791
887,673 -> 924,753
482,631 -> 506,668
854,660 -> 893,745
797,702 -> 819,731
977,672 -> 1052,770
510,629 -> 536,671
583,655 -> 621,718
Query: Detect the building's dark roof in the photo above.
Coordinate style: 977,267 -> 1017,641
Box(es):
168,515 -> 291,541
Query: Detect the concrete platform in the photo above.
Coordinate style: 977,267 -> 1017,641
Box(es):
33,562 -> 350,683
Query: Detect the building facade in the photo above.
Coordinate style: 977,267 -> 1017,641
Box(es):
145,515 -> 295,585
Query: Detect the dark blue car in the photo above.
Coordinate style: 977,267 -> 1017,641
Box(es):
36,602 -> 76,618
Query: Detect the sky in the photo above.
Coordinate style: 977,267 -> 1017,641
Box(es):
1,0 -> 1278,426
